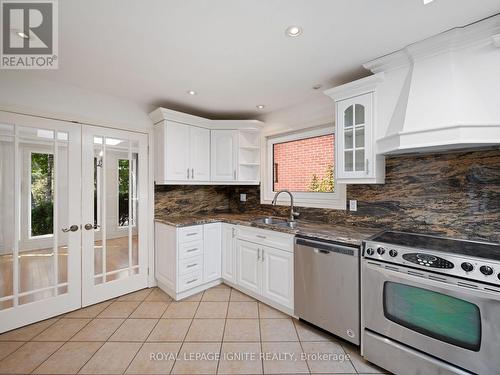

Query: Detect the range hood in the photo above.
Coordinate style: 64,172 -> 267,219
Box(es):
363,15 -> 500,155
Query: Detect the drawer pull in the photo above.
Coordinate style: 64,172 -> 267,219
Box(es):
186,263 -> 197,268
186,233 -> 197,237
186,248 -> 198,253
186,278 -> 198,284
256,235 -> 266,239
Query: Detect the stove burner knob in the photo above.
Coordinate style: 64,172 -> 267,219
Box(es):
461,262 -> 474,272
480,265 -> 494,276
366,248 -> 375,256
377,247 -> 386,255
389,249 -> 398,257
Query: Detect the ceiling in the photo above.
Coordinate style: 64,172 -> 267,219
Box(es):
4,0 -> 500,125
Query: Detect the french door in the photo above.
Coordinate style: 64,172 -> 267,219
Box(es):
0,113 -> 82,333
81,126 -> 148,306
0,112 -> 149,333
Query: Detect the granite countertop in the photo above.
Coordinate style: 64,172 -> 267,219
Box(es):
155,212 -> 381,246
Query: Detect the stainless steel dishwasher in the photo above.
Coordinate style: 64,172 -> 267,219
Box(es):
294,235 -> 360,345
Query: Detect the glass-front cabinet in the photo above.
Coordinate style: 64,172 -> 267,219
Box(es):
337,93 -> 372,179
325,73 -> 385,184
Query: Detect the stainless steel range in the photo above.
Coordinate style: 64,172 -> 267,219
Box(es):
361,231 -> 500,375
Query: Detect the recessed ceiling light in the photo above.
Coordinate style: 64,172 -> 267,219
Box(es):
256,105 -> 266,109
187,90 -> 197,95
423,0 -> 435,4
312,84 -> 323,90
16,31 -> 29,39
285,25 -> 302,37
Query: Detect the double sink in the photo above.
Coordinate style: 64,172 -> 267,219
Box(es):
252,216 -> 299,229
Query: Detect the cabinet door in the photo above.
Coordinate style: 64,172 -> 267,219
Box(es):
236,240 -> 261,294
261,246 -> 293,309
155,223 -> 176,292
203,223 -> 222,283
165,121 -> 190,181
211,130 -> 238,181
337,93 -> 373,179
221,224 -> 237,283
190,126 -> 210,181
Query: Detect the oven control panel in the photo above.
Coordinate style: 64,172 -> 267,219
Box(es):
402,253 -> 454,269
363,241 -> 500,286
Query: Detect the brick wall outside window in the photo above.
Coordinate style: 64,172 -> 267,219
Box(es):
273,134 -> 334,192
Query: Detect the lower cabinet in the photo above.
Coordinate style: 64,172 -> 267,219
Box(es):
203,223 -> 222,283
261,246 -> 294,308
236,240 -> 261,294
236,239 -> 294,311
221,224 -> 237,283
156,221 -> 294,312
155,222 -> 221,300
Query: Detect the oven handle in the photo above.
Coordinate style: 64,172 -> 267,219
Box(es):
363,261 -> 500,302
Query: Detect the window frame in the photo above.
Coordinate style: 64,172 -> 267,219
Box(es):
261,125 -> 346,210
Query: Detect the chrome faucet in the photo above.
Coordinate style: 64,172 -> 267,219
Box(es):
271,190 -> 300,222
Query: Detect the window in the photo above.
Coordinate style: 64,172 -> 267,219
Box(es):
273,134 -> 334,193
30,152 -> 54,237
262,126 -> 346,209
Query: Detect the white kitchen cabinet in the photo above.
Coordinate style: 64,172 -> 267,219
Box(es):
324,74 -> 385,184
211,130 -> 238,181
236,240 -> 261,294
163,121 -> 190,181
190,126 -> 211,181
155,222 -> 222,300
261,245 -> 294,309
235,226 -> 294,312
336,94 -> 373,180
203,223 -> 222,283
221,224 -> 237,283
154,120 -> 210,183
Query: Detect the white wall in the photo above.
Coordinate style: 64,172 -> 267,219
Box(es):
0,73 -> 153,132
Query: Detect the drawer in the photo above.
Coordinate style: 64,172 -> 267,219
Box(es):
178,270 -> 203,292
179,240 -> 203,259
178,225 -> 203,243
238,225 -> 294,252
179,255 -> 203,275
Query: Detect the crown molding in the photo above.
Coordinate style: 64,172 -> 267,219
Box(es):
364,14 -> 500,73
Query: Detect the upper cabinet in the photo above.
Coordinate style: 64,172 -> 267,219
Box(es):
151,108 -> 262,185
211,130 -> 238,181
324,73 -> 385,184
159,120 -> 210,182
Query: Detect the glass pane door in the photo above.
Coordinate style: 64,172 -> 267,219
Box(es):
0,115 -> 81,333
82,126 -> 148,306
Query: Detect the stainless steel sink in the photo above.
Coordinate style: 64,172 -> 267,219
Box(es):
275,221 -> 299,229
252,217 -> 287,225
252,217 -> 299,229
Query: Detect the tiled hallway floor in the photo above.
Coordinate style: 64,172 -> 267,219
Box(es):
0,284 -> 387,374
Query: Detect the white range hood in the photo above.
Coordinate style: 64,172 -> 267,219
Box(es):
364,15 -> 500,155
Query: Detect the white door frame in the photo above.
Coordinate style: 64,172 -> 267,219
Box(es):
81,125 -> 149,306
0,111 -> 82,333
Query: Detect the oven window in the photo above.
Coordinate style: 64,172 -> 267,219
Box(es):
383,282 -> 481,351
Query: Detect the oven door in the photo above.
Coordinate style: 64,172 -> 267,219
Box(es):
362,260 -> 500,375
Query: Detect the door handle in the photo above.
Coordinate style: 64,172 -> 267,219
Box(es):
187,168 -> 190,179
191,168 -> 194,179
62,224 -> 79,233
84,223 -> 98,230
257,248 -> 261,261
233,170 -> 237,180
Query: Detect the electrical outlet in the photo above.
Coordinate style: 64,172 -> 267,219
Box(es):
349,200 -> 357,211
240,193 -> 247,202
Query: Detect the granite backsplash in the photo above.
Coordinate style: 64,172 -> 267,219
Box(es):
155,149 -> 500,243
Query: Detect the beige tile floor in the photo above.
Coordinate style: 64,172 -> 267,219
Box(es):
0,284 -> 389,374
